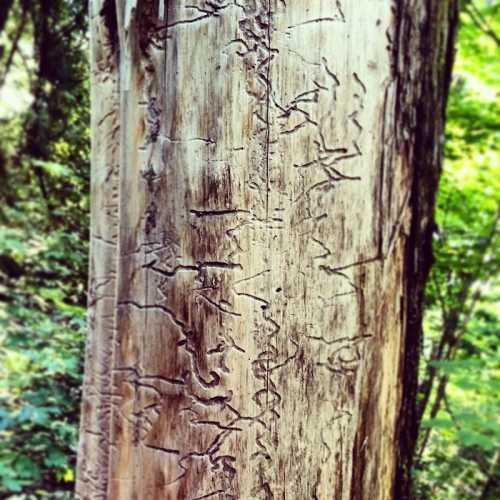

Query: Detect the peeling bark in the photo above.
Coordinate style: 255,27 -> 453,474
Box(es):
77,1 -> 458,498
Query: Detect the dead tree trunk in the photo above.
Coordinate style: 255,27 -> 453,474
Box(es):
77,1 -> 458,498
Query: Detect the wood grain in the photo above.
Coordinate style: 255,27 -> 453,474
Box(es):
77,1 -> 458,498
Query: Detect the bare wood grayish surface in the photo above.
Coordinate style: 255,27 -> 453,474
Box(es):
77,1 -> 458,498
77,1 -> 120,496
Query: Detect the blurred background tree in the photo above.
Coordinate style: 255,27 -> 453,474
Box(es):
0,0 -> 497,498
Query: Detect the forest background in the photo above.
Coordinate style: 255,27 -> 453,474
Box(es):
0,1 -> 498,498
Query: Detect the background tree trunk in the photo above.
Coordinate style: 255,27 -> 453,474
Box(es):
77,1 -> 458,498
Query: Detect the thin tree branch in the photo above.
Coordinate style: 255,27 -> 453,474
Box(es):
465,2 -> 500,47
0,1 -> 28,89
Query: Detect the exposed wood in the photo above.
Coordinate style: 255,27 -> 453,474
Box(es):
77,1 -> 458,498
77,0 -> 120,496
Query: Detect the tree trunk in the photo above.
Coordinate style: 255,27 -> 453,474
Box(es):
77,1 -> 458,498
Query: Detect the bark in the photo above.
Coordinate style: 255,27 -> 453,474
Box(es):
393,3 -> 459,497
77,1 -> 458,499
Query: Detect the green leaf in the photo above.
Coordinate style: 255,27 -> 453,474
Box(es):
32,159 -> 72,177
421,417 -> 455,430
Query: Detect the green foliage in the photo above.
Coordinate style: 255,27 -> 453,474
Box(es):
0,222 -> 88,497
0,0 -> 89,497
0,297 -> 85,495
415,1 -> 500,498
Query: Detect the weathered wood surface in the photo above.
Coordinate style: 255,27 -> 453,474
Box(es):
77,1 -> 458,498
